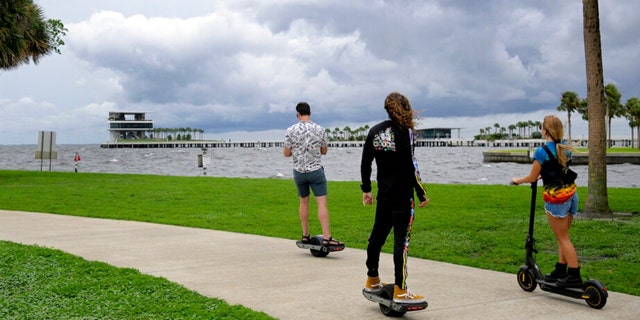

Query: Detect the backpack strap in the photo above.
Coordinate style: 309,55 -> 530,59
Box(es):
542,144 -> 568,168
541,144 -> 557,162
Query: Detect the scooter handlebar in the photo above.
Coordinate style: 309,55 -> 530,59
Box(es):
509,179 -> 539,187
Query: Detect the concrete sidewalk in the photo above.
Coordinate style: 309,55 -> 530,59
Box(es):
1,210 -> 638,319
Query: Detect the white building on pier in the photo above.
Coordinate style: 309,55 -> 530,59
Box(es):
107,111 -> 153,143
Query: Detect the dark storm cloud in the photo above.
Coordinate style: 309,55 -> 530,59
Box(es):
1,0 -> 638,143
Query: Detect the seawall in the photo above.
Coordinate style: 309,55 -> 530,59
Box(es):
482,151 -> 640,165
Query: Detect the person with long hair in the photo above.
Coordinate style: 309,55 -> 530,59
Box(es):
511,115 -> 582,287
361,92 -> 430,303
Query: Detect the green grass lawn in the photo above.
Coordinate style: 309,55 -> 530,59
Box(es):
1,170 -> 639,318
0,241 -> 274,319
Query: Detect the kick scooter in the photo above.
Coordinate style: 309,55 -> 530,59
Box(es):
515,180 -> 608,309
296,235 -> 345,257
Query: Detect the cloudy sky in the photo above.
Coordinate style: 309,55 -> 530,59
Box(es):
1,0 -> 639,144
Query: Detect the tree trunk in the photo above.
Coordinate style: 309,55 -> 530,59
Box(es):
582,0 -> 612,217
607,114 -> 612,148
567,112 -> 572,142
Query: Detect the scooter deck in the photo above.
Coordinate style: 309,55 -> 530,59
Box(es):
295,241 -> 345,252
537,279 -> 581,289
537,280 -> 589,299
362,288 -> 428,312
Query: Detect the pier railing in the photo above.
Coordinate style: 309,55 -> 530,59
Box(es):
100,138 -> 637,150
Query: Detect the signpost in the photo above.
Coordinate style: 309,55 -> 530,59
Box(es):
35,131 -> 57,171
197,148 -> 210,175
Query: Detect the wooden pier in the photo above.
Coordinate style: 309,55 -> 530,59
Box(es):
100,141 -> 285,149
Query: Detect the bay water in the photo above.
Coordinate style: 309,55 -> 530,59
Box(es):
1,144 -> 638,188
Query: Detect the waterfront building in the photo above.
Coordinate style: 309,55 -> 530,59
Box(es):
415,127 -> 463,139
107,111 -> 153,143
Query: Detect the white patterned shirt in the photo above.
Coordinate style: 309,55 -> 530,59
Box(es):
284,121 -> 328,173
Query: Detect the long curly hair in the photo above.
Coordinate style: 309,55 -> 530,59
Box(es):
542,115 -> 574,167
384,92 -> 416,130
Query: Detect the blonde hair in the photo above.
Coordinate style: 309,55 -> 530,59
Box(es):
542,115 -> 574,167
384,92 -> 417,130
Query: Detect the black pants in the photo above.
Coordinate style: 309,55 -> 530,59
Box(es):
366,199 -> 412,289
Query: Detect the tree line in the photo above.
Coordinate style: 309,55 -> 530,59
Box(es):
558,83 -> 640,148
325,125 -> 370,141
475,120 -> 542,141
474,83 -> 640,149
148,127 -> 205,141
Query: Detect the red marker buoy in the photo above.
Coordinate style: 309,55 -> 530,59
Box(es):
73,152 -> 81,172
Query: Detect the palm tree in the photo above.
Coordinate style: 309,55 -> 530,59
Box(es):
493,123 -> 500,135
625,97 -> 640,149
582,0 -> 612,217
576,98 -> 589,121
521,121 -> 528,138
604,83 -> 624,147
557,91 -> 581,142
343,126 -> 351,140
508,124 -> 516,139
362,124 -> 370,141
528,120 -> 536,138
354,126 -> 366,140
0,0 -> 66,70
483,127 -> 490,139
517,121 -> 527,138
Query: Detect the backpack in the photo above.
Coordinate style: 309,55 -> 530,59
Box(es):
541,145 -> 577,186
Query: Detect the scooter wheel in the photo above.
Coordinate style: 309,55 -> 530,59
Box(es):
309,236 -> 329,257
379,284 -> 405,317
517,266 -> 537,292
583,280 -> 608,309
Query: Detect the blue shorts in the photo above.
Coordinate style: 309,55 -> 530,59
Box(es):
293,168 -> 327,198
544,192 -> 579,218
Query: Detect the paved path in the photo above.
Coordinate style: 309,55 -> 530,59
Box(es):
1,210 -> 638,319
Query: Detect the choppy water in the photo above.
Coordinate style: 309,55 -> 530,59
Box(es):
1,144 -> 638,188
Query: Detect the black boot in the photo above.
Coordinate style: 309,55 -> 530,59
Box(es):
544,262 -> 567,282
557,267 -> 582,288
